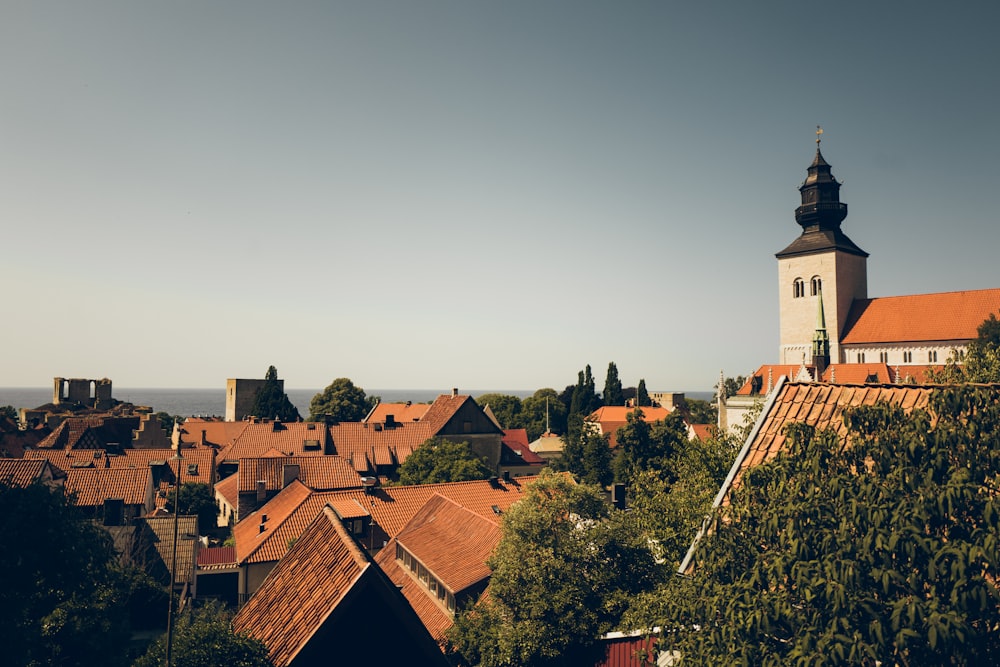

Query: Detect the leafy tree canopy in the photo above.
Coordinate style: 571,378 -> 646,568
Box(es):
446,471 -> 663,666
396,437 -> 492,485
520,389 -> 566,441
307,378 -> 376,422
932,312 -> 1000,383
475,393 -> 523,430
683,398 -> 716,425
250,366 -> 300,422
0,405 -> 16,420
134,600 -> 272,667
654,386 -> 1000,666
613,409 -> 688,484
0,483 -> 131,667
559,427 -> 613,487
635,378 -> 651,407
166,481 -> 218,534
603,362 -> 624,407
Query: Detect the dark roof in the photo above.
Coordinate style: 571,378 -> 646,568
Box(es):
775,227 -> 868,259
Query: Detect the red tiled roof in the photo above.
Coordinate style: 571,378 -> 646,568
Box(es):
35,415 -> 141,450
234,479 -> 315,564
501,429 -> 546,465
26,447 -> 215,483
64,467 -> 151,507
596,633 -> 657,666
689,424 -> 715,442
841,288 -> 1000,344
0,459 -> 63,487
420,394 -> 478,432
327,421 -> 437,470
236,456 -> 362,494
396,494 -> 500,593
736,365 -> 802,395
215,472 -> 239,508
198,545 -> 236,568
177,418 -> 248,448
366,402 -> 431,424
233,507 -> 371,667
218,422 -> 330,461
375,540 -> 453,642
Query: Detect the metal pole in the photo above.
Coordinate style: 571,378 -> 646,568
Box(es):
165,446 -> 184,667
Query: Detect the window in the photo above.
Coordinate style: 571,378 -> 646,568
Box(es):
396,543 -> 404,560
811,276 -> 822,296
447,593 -> 456,613
903,351 -> 913,363
793,278 -> 805,298
929,350 -> 938,363
879,352 -> 888,363
857,353 -> 865,363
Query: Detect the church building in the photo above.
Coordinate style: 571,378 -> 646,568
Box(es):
722,132 -> 1000,432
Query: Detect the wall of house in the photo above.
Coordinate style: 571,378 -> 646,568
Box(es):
839,341 -> 964,366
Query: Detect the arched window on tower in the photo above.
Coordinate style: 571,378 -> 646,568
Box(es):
793,278 -> 805,298
811,276 -> 822,296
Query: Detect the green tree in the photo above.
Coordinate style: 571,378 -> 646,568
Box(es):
559,428 -> 613,487
396,437 -> 492,485
657,386 -> 1000,666
603,362 -> 624,406
307,378 -> 376,422
133,600 -> 272,667
0,482 -> 131,667
521,389 -> 566,441
635,378 -> 651,407
0,405 -> 17,420
166,481 -> 218,534
613,410 -> 688,483
475,393 -> 523,430
713,374 -> 747,402
446,471 -> 663,666
683,398 -> 716,425
932,312 -> 1000,383
250,366 -> 300,422
566,365 -> 602,445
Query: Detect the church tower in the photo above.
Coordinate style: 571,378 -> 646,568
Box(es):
776,129 -> 867,365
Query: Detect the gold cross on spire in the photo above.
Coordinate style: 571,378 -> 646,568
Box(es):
816,125 -> 823,145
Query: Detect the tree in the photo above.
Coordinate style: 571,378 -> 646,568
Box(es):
559,427 -> 613,487
635,378 -> 651,407
249,366 -> 300,422
445,471 -> 663,666
683,398 -> 716,425
475,393 -> 523,430
166,481 -> 218,534
932,312 -> 1000,383
0,482 -> 131,667
0,405 -> 16,420
713,374 -> 747,402
603,362 -> 624,407
396,437 -> 492,485
307,378 -> 376,422
656,386 -> 1000,665
566,365 -> 602,445
520,389 -> 566,442
133,600 -> 272,667
613,410 -> 688,484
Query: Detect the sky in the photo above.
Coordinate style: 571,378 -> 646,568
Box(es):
3,2 -> 999,393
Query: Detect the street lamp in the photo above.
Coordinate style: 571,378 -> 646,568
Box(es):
165,444 -> 184,667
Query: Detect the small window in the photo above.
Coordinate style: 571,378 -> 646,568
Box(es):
396,543 -> 403,560
903,351 -> 913,363
857,353 -> 865,363
447,593 -> 456,613
879,352 -> 888,363
929,350 -> 938,363
811,276 -> 822,296
793,278 -> 805,299
429,578 -> 437,595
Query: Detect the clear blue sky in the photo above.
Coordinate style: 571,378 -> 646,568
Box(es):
3,2 -> 998,392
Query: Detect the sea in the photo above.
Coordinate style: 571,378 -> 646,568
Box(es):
0,387 -> 714,418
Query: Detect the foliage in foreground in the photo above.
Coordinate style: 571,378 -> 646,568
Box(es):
446,471 -> 663,666
133,600 -> 272,667
652,385 -> 1000,666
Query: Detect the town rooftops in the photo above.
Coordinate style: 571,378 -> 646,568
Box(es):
236,455 -> 362,494
176,418 -> 248,448
365,401 -> 431,424
218,421 -> 330,461
64,466 -> 152,507
840,288 -> 1000,344
34,415 -> 141,450
26,447 -> 215,484
0,459 -> 66,488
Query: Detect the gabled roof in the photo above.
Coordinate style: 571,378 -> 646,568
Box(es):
64,467 -> 151,507
233,506 -> 372,666
395,494 -> 500,593
177,418 -> 248,448
141,515 -> 199,583
689,424 -> 715,442
35,415 -> 141,450
232,505 -> 447,666
501,429 -> 546,465
215,472 -> 239,508
236,456 -> 362,494
218,422 -> 329,462
234,479 -> 315,564
420,394 -> 500,434
327,421 -> 437,471
840,288 -> 1000,344
374,544 -> 453,642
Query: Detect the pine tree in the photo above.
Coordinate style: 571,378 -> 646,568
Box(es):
636,378 -> 651,407
249,365 -> 300,422
603,362 -> 624,407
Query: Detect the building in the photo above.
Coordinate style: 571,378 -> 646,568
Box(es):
226,377 -> 282,422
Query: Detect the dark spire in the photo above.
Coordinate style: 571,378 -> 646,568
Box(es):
776,128 -> 868,259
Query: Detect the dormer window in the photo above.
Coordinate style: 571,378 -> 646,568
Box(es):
793,278 -> 805,299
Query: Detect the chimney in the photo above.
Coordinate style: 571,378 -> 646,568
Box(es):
611,483 -> 626,511
199,429 -> 207,447
503,470 -> 511,483
256,480 -> 267,503
282,463 -> 300,488
452,388 -> 458,397
385,414 -> 395,428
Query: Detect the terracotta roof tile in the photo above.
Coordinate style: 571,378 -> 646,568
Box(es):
395,494 -> 500,593
218,422 -> 330,462
215,472 -> 239,508
366,402 -> 431,424
177,418 -> 248,448
142,515 -> 198,584
0,459 -> 61,487
841,288 -> 1000,344
27,447 -> 215,484
232,507 -> 371,666
236,456 -> 362,494
64,467 -> 152,507
234,479 -> 315,564
375,539 -> 454,642
198,545 -> 236,567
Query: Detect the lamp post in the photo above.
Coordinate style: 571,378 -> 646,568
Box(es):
165,445 -> 184,667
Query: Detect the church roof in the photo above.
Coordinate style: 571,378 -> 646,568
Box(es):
775,227 -> 868,259
840,288 -> 1000,344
